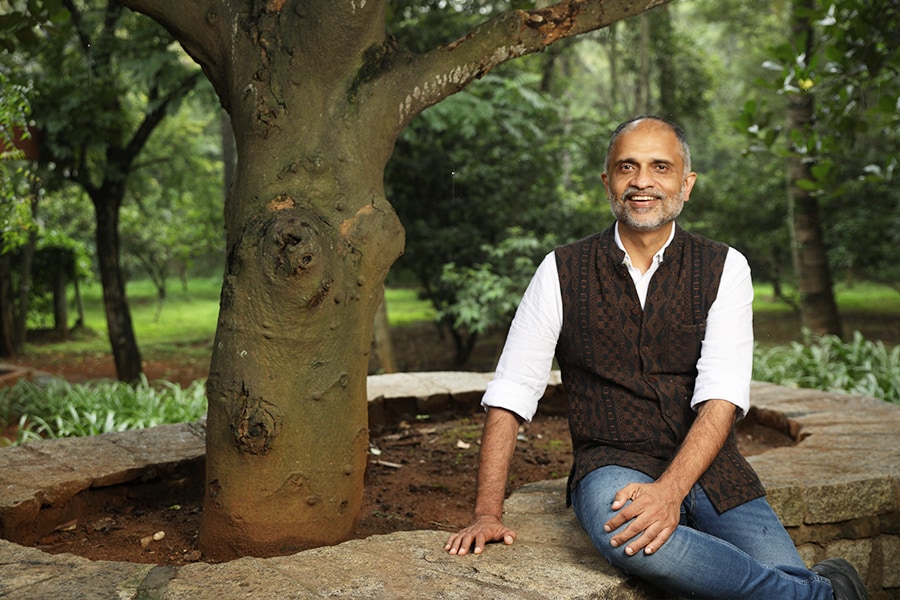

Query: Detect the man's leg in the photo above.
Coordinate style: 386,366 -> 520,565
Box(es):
684,484 -> 805,569
571,466 -> 834,600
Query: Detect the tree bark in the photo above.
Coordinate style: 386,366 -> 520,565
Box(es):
118,0 -> 675,560
0,254 -> 16,356
51,248 -> 69,335
371,297 -> 397,374
91,183 -> 144,383
787,0 -> 843,338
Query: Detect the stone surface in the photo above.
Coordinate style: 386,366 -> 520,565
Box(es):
0,376 -> 898,599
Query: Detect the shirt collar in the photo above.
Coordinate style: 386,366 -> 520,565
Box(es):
613,221 -> 676,267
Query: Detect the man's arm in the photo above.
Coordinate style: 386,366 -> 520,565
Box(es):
603,399 -> 737,556
445,407 -> 521,556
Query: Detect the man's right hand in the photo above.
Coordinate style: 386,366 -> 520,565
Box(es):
444,515 -> 517,556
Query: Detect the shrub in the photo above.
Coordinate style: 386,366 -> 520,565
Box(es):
0,376 -> 207,445
753,331 -> 900,404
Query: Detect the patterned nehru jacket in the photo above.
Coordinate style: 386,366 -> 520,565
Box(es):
555,224 -> 765,513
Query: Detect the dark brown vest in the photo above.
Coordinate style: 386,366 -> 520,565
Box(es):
555,224 -> 765,513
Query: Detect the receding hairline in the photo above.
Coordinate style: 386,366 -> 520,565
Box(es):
604,115 -> 692,176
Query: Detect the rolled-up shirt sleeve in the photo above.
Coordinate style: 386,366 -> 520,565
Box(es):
481,252 -> 562,422
691,247 -> 754,417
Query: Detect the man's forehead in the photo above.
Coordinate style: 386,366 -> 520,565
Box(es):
611,122 -> 681,159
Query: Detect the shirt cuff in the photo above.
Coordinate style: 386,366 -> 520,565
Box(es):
690,383 -> 750,418
481,377 -> 543,422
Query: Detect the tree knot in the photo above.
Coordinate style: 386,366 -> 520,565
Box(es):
230,385 -> 282,455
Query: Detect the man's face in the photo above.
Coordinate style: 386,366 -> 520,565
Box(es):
602,120 -> 696,234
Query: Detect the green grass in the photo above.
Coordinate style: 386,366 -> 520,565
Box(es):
752,282 -> 900,315
23,278 -> 436,360
383,287 -> 437,325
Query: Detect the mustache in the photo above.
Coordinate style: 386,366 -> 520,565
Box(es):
622,188 -> 665,201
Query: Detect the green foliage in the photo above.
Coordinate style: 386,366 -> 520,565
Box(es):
0,376 -> 207,444
730,0 -> 900,290
384,287 -> 437,326
386,70 -> 607,362
0,0 -> 68,52
438,228 -> 554,335
0,71 -> 36,253
754,331 -> 900,404
120,82 -> 225,291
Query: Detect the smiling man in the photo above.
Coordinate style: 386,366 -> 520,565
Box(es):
445,116 -> 868,600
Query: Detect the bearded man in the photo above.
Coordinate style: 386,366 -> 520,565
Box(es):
445,116 -> 868,600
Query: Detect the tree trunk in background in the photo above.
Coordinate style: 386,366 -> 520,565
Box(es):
51,248 -> 69,335
787,0 -> 843,338
92,183 -> 144,382
372,297 -> 397,374
12,194 -> 39,348
0,254 -> 16,356
636,13 -> 652,114
654,6 -> 676,118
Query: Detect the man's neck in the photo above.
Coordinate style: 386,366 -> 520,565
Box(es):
617,222 -> 675,274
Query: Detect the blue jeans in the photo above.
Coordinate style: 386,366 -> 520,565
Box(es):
571,466 -> 834,599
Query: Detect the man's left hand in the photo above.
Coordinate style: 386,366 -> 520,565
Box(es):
603,482 -> 682,556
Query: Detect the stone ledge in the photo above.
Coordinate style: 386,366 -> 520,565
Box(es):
0,375 -> 897,599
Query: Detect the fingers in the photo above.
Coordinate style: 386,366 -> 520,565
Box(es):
444,530 -> 484,556
604,483 -> 680,556
444,521 -> 517,556
604,483 -> 640,532
616,523 -> 675,556
610,484 -> 638,511
444,521 -> 516,556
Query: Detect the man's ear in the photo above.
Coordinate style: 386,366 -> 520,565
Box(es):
682,172 -> 697,201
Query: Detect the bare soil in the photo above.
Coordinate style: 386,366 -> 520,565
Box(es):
8,313 -> 900,566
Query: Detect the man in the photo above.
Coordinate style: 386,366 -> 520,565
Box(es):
445,116 -> 868,600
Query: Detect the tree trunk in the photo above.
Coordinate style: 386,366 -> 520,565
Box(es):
119,0 -> 676,561
13,196 -> 39,348
654,6 -> 676,118
787,0 -> 843,338
92,185 -> 144,382
636,13 -> 652,114
198,114 -> 405,557
51,248 -> 69,335
372,297 -> 397,374
0,253 -> 16,356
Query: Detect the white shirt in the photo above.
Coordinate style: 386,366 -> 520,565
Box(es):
482,223 -> 754,422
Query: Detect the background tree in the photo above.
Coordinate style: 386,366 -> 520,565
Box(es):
784,0 -> 843,337
0,72 -> 36,355
733,0 -> 900,334
119,86 -> 226,305
386,71 -> 605,364
11,0 -> 203,381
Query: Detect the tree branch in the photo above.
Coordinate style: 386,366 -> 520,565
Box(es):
386,0 -> 674,132
117,71 -> 202,173
117,0 -> 226,95
60,0 -> 91,56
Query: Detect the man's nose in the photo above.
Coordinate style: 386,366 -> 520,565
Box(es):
629,168 -> 654,189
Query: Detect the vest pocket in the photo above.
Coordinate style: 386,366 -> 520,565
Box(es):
662,320 -> 705,373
